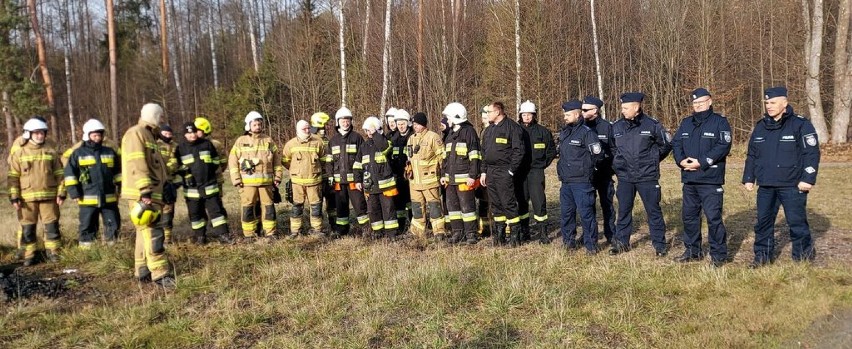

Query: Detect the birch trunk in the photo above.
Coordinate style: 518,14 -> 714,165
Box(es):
514,0 -> 521,110
247,0 -> 259,72
159,0 -> 169,122
379,0 -> 392,116
339,0 -> 348,107
802,0 -> 827,142
63,0 -> 76,142
208,6 -> 219,90
831,0 -> 851,143
168,0 -> 185,118
417,0 -> 424,110
27,0 -> 57,139
106,0 -> 118,137
362,0 -> 370,63
590,0 -> 606,119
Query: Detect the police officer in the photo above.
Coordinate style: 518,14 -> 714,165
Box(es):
8,117 -> 66,265
156,124 -> 180,244
228,111 -> 284,240
282,120 -> 326,237
327,107 -> 370,237
311,112 -> 337,231
441,102 -> 482,244
518,100 -> 556,243
672,88 -> 732,266
64,119 -> 122,249
355,116 -> 400,239
391,109 -> 414,229
405,112 -> 447,239
557,100 -> 605,253
481,101 -> 527,247
582,96 -> 616,244
610,92 -> 672,256
121,103 -> 175,288
175,122 -> 233,245
743,86 -> 820,268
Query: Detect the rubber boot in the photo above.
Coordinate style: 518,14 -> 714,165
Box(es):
448,229 -> 465,244
508,225 -> 522,248
493,223 -> 507,246
538,224 -> 551,244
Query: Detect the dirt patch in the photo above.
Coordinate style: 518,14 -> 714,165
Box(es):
0,269 -> 84,302
793,308 -> 852,349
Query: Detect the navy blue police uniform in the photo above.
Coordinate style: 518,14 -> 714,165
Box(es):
582,96 -> 616,243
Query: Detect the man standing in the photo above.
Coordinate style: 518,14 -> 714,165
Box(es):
557,100 -> 605,253
121,103 -> 175,287
582,96 -> 616,244
441,102 -> 482,244
311,112 -> 337,231
610,92 -> 672,256
518,100 -> 556,243
327,107 -> 370,237
476,106 -> 491,237
156,124 -> 179,244
391,109 -> 414,230
481,101 -> 527,247
672,88 -> 732,266
355,116 -> 400,239
405,112 -> 446,240
194,117 -> 228,196
64,119 -> 122,249
385,107 -> 399,137
282,120 -> 326,237
228,111 -> 284,240
743,86 -> 820,268
8,117 -> 66,266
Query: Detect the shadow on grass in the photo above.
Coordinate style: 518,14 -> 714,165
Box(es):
726,208 -> 830,261
458,321 -> 521,349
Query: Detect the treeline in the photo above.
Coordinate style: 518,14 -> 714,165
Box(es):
0,0 -> 850,149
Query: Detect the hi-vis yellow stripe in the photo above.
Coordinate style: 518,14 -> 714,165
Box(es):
496,138 -> 508,144
534,143 -> 546,149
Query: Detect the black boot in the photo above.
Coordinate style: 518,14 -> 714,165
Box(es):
508,225 -> 522,247
464,231 -> 479,245
448,230 -> 465,244
537,224 -> 551,244
492,223 -> 507,246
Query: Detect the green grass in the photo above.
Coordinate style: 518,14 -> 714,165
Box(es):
2,162 -> 852,348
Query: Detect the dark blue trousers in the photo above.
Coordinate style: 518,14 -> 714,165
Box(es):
593,177 -> 616,242
754,186 -> 815,263
79,204 -> 121,243
682,184 -> 727,261
560,182 -> 598,251
614,180 -> 667,252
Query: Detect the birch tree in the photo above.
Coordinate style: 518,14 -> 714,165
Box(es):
159,0 -> 169,121
106,0 -> 118,137
514,0 -> 521,110
62,0 -> 76,142
339,0 -> 347,107
590,0 -> 605,119
802,0 -> 827,142
247,0 -> 259,72
379,0 -> 392,116
831,0 -> 851,144
208,6 -> 219,91
362,0 -> 370,63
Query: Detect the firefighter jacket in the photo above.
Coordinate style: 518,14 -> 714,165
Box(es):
175,138 -> 221,199
743,105 -> 820,187
442,121 -> 481,186
326,128 -> 364,184
405,130 -> 444,190
228,132 -> 284,187
354,132 -> 396,195
210,138 -> 228,185
522,122 -> 556,169
61,138 -> 119,167
8,139 -> 65,203
390,130 -> 412,178
121,122 -> 169,203
282,134 -> 326,186
64,141 -> 121,207
481,117 -> 528,175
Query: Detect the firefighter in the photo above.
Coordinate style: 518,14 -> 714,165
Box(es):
282,120 -> 326,237
64,119 -> 122,249
385,107 -> 399,137
481,101 -> 527,247
440,102 -> 482,244
121,103 -> 175,288
174,122 -> 233,245
405,112 -> 446,239
391,109 -> 413,230
228,111 -> 285,240
61,136 -> 119,167
518,100 -> 556,243
194,117 -> 228,197
326,107 -> 369,237
8,117 -> 66,266
476,106 -> 491,237
311,112 -> 337,231
355,116 -> 400,239
156,124 -> 180,244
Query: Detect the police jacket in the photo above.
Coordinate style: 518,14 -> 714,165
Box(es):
481,117 -> 527,175
228,132 -> 283,187
175,138 -> 221,199
405,130 -> 444,190
743,106 -> 820,187
121,122 -> 169,203
557,121 -> 604,183
8,139 -> 66,203
61,138 -> 119,167
442,121 -> 481,185
585,117 -> 614,180
282,134 -> 325,186
611,112 -> 672,183
326,127 -> 364,184
64,141 -> 121,207
391,129 -> 412,177
522,121 -> 556,169
354,132 -> 396,194
672,108 -> 732,185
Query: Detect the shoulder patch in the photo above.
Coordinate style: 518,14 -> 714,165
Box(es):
804,133 -> 817,147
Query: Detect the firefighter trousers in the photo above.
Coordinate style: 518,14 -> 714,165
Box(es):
523,168 -> 548,225
128,200 -> 170,282
162,203 -> 175,242
367,192 -> 398,236
78,204 -> 121,244
187,196 -> 229,241
514,170 -> 530,231
476,186 -> 489,235
240,185 -> 277,237
393,178 -> 411,227
445,185 -> 478,235
322,179 -> 337,228
334,184 -> 369,235
409,187 -> 446,238
291,183 -> 323,234
19,200 -> 61,260
486,167 -> 520,228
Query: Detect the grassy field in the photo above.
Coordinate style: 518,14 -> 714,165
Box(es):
2,158 -> 852,348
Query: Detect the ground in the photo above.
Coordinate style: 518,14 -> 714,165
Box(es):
1,147 -> 852,348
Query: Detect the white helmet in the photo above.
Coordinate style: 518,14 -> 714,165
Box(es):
22,117 -> 49,139
394,109 -> 412,126
82,119 -> 106,141
244,111 -> 263,131
384,107 -> 398,123
335,107 -> 353,127
442,102 -> 467,124
519,100 -> 536,114
362,116 -> 383,132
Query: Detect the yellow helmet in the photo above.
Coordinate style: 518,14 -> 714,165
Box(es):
130,201 -> 161,226
194,117 -> 212,135
311,112 -> 331,128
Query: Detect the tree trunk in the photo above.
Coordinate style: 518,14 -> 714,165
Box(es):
167,0 -> 185,119
802,0 -> 827,142
831,0 -> 851,144
379,0 -> 392,116
63,0 -> 76,142
247,0 -> 259,72
339,0 -> 348,107
27,0 -> 57,141
106,0 -> 118,137
159,0 -> 169,122
362,0 -> 370,63
3,90 -> 13,147
208,6 -> 219,91
590,0 -> 606,119
417,0 -> 424,110
514,0 -> 521,110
